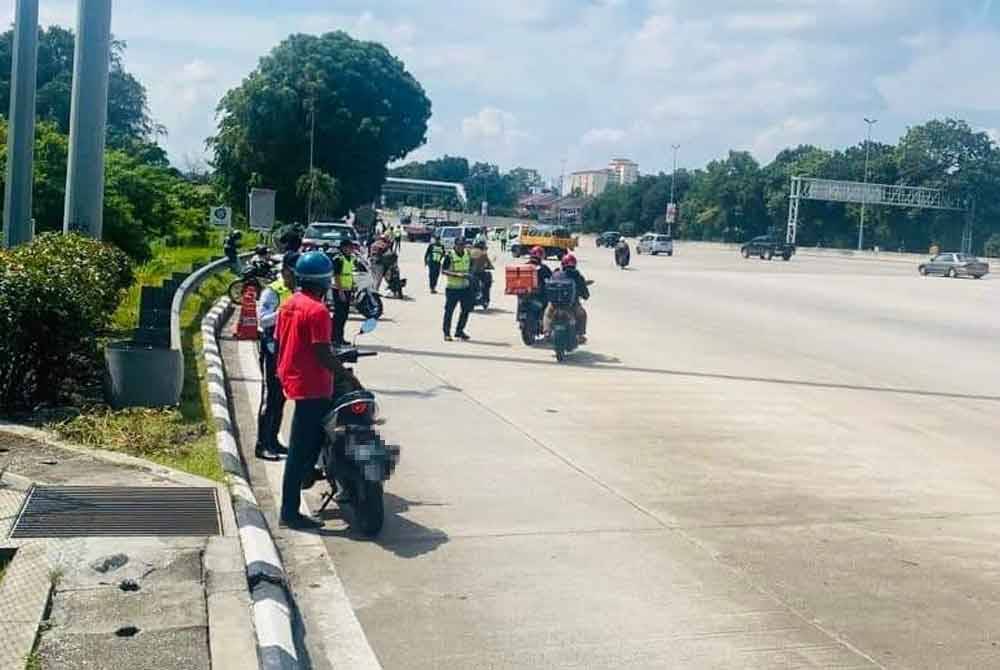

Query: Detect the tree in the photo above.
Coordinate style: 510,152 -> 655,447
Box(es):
0,27 -> 161,148
210,31 -> 431,221
296,169 -> 340,221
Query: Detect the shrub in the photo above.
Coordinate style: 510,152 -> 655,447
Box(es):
0,233 -> 133,410
985,233 -> 1000,258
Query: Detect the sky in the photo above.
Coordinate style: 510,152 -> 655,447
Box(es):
6,0 -> 1000,184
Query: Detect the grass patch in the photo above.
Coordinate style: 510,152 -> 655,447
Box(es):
49,242 -> 244,481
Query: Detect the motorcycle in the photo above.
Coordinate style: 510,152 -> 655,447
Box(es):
317,319 -> 400,537
472,270 -> 492,310
614,242 -> 631,270
545,277 -> 594,362
516,294 -> 545,346
384,261 -> 407,300
349,256 -> 385,320
227,254 -> 275,301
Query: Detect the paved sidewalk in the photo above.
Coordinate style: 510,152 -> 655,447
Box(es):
0,428 -> 256,670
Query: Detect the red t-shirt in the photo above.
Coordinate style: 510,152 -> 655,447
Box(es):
276,292 -> 334,400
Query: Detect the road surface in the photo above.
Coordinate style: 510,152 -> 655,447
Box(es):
241,240 -> 1000,669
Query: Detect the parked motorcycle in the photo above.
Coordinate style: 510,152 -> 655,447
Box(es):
349,256 -> 385,320
384,261 -> 407,300
516,294 -> 545,346
227,249 -> 275,301
317,319 -> 400,537
614,241 -> 631,270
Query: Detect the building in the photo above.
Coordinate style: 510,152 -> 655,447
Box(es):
608,158 -> 639,186
568,169 -> 611,197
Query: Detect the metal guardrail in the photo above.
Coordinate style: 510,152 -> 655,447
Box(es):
168,255 -> 234,351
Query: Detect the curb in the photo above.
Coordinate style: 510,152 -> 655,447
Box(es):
202,296 -> 301,670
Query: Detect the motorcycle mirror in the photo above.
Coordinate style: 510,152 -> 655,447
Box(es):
359,318 -> 378,335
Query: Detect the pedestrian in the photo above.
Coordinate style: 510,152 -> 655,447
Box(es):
424,233 -> 446,294
393,224 -> 403,253
255,252 -> 299,460
330,239 -> 356,347
442,237 -> 474,341
499,228 -> 508,253
275,251 -> 340,530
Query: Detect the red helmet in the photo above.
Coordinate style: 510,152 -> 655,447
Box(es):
529,246 -> 545,260
561,253 -> 577,268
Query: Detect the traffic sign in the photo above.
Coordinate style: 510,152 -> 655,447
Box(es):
666,203 -> 677,224
209,206 -> 231,227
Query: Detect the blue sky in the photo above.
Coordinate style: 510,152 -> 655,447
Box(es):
7,0 -> 1000,184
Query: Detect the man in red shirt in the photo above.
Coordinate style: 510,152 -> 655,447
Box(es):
275,251 -> 342,529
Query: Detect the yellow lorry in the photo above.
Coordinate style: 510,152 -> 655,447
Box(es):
509,225 -> 578,260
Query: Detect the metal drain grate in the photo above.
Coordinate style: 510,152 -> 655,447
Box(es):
10,486 -> 221,538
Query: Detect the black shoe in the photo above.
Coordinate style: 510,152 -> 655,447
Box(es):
456,332 -> 471,341
279,515 -> 323,530
271,443 -> 289,456
444,334 -> 453,342
301,468 -> 324,490
255,444 -> 280,461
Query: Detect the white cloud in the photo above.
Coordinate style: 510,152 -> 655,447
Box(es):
461,107 -> 527,146
581,128 -> 626,145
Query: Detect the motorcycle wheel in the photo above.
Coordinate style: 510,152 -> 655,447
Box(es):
355,480 -> 384,537
555,347 -> 566,362
357,293 -> 384,320
520,322 -> 534,346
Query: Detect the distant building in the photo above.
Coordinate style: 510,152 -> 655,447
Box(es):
608,158 -> 639,186
568,169 -> 612,197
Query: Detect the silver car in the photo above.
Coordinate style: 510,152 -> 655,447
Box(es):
636,233 -> 674,256
918,252 -> 989,279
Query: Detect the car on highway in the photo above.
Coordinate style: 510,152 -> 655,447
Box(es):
302,221 -> 358,250
918,252 -> 990,279
740,235 -> 796,261
636,233 -> 674,256
596,231 -> 622,247
439,226 -> 462,250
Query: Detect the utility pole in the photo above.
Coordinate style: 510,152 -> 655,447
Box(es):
2,0 -> 39,248
669,143 -> 680,237
858,117 -> 877,251
63,0 -> 113,238
307,97 -> 316,224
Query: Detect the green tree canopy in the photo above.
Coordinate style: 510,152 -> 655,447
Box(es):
210,31 -> 431,221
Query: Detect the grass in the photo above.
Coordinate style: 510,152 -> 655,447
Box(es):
49,239 -> 249,482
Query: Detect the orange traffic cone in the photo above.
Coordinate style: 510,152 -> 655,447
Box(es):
234,283 -> 259,340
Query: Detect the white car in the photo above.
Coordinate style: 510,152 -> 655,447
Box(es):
636,233 -> 674,256
439,226 -> 462,249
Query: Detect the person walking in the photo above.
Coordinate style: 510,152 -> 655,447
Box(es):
499,228 -> 508,254
441,237 -> 474,341
255,252 -> 299,460
275,251 -> 340,530
330,239 -> 356,347
424,233 -> 446,293
393,224 -> 404,253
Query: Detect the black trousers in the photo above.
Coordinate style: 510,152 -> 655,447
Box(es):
333,294 -> 350,344
443,287 -> 473,336
256,342 -> 285,450
280,397 -> 330,522
428,262 -> 441,290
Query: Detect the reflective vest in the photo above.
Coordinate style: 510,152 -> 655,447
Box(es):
446,250 -> 471,289
337,256 -> 355,290
429,243 -> 444,263
269,279 -> 292,303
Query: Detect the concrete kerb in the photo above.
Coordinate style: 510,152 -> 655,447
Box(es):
202,296 -> 302,670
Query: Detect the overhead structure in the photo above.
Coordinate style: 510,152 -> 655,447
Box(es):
382,177 -> 468,207
786,176 -> 973,253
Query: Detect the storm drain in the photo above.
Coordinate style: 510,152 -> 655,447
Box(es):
10,486 -> 221,538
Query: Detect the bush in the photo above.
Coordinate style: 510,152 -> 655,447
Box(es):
985,233 -> 1000,258
0,233 -> 133,410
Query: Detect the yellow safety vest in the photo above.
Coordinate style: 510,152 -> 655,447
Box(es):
337,256 -> 355,290
430,244 -> 444,263
446,250 -> 471,289
268,279 -> 292,302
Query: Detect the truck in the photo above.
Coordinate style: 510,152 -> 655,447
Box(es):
740,235 -> 796,261
509,224 -> 578,260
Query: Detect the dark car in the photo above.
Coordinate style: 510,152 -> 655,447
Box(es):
596,231 -> 622,247
918,252 -> 989,279
740,236 -> 795,261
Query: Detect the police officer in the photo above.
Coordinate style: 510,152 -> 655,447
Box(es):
330,238 -> 355,347
424,233 -> 446,293
441,237 -> 474,341
255,252 -> 299,459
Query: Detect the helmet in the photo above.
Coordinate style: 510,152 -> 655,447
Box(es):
529,246 -> 545,260
294,251 -> 333,290
561,253 -> 577,268
255,245 -> 268,255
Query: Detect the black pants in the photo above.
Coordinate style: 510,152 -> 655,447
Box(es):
256,342 -> 285,451
281,397 -> 330,522
428,262 -> 441,291
475,271 -> 492,302
443,287 -> 473,336
333,294 -> 350,344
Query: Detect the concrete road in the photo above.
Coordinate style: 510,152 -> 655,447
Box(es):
287,241 -> 999,668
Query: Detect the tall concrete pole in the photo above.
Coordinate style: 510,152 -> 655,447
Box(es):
63,0 -> 113,238
858,117 -> 877,252
2,0 -> 40,249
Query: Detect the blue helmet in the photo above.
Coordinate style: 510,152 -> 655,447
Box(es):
294,251 -> 333,290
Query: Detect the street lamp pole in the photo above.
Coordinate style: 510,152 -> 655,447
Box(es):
307,97 -> 315,224
669,144 -> 680,236
859,117 -> 877,251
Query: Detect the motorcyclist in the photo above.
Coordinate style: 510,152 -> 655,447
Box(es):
424,233 -> 446,293
369,234 -> 393,292
223,229 -> 243,274
614,237 -> 630,268
544,253 -> 590,344
527,245 -> 552,300
469,239 -> 494,304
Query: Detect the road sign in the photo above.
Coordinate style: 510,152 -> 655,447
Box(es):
666,203 -> 677,224
209,206 -> 231,227
481,201 -> 488,217
249,188 -> 276,231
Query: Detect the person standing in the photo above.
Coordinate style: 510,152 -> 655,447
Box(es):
330,239 -> 355,347
424,233 -> 446,293
441,237 -> 474,341
255,252 -> 299,460
499,228 -> 508,254
393,224 -> 404,253
275,251 -> 339,530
